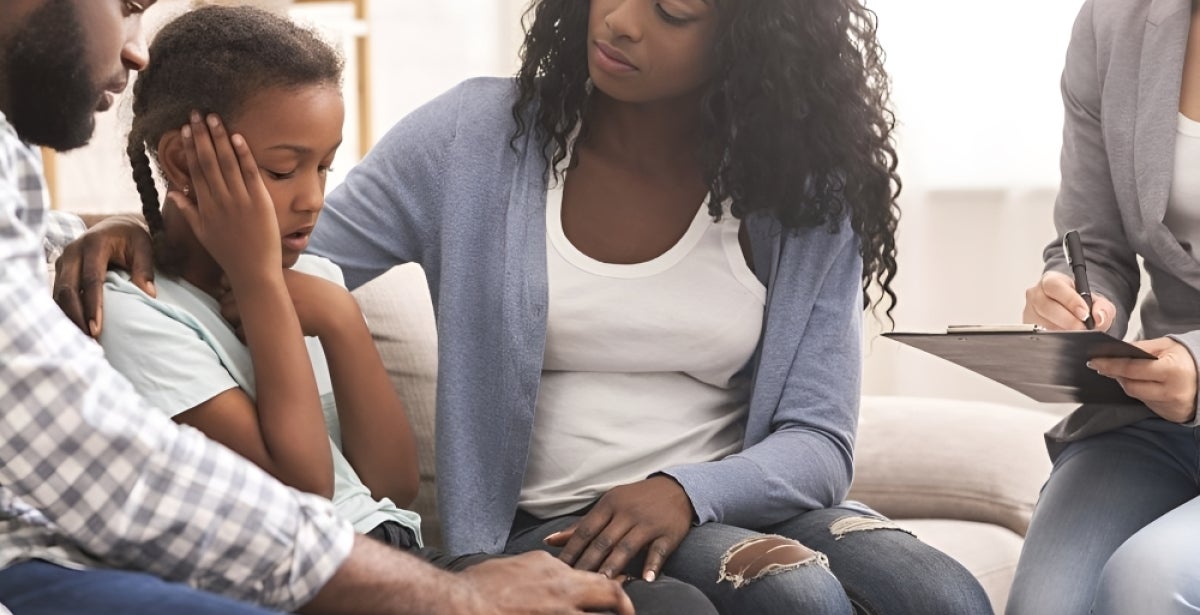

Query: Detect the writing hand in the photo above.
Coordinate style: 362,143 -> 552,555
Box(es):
547,476 -> 693,583
1023,271 -> 1116,332
1090,337 -> 1198,423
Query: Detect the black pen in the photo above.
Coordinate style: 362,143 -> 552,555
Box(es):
1062,230 -> 1095,330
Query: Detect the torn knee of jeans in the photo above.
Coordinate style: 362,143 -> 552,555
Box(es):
828,515 -> 914,540
717,535 -> 828,589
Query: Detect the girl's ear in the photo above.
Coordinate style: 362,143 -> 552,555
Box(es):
156,129 -> 191,191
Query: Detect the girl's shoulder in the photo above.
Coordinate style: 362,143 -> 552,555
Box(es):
293,254 -> 347,288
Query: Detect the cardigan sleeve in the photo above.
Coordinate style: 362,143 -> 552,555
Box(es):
662,225 -> 861,527
309,82 -> 468,290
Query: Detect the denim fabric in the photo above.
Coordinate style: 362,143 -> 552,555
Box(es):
509,506 -> 991,615
0,560 -> 283,614
507,512 -> 718,615
1008,418 -> 1200,615
366,520 -> 495,573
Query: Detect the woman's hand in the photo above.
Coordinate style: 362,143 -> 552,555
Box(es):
53,215 -> 155,337
1023,271 -> 1117,332
546,475 -> 694,583
1090,337 -> 1199,423
170,112 -> 281,286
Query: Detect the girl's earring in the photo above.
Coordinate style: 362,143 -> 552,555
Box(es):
182,185 -> 191,196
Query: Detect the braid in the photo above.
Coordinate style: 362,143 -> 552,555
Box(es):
126,134 -> 163,236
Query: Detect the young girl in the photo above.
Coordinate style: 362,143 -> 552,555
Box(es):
100,4 -> 427,566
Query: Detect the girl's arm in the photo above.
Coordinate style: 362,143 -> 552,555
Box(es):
171,114 -> 333,498
283,268 -> 420,506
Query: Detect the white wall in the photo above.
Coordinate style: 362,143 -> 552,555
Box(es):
365,0 -> 527,143
863,0 -> 1087,409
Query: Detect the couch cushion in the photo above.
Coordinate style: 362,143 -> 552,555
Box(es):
850,395 -> 1058,537
352,264 -> 443,546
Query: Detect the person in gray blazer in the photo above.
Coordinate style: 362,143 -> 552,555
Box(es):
1013,0 -> 1200,613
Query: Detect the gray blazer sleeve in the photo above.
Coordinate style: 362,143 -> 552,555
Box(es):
1043,0 -> 1141,337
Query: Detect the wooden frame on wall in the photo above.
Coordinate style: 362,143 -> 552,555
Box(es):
295,0 -> 370,160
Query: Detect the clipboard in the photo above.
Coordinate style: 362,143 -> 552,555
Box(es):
883,325 -> 1156,404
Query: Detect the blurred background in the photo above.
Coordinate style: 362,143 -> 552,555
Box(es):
49,0 -> 1091,409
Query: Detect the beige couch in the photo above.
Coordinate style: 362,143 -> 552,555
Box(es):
353,264 -> 1059,614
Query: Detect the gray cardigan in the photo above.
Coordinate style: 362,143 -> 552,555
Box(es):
311,78 -> 865,554
1044,0 -> 1200,451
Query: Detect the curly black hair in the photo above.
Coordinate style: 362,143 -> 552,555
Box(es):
126,5 -> 343,265
512,0 -> 901,317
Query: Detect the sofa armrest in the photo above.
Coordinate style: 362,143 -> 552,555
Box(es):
848,395 -> 1059,537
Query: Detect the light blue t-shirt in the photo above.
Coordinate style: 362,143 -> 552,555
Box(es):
98,254 -> 422,543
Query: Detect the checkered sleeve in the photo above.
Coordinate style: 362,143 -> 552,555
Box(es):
41,209 -> 85,264
0,144 -> 353,610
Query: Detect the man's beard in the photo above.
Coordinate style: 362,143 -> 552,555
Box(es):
3,0 -> 102,151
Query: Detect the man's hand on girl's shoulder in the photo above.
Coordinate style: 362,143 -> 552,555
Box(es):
53,214 -> 156,338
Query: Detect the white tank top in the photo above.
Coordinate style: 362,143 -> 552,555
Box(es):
518,179 -> 766,518
1166,113 -> 1200,258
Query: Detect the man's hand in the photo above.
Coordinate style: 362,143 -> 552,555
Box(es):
53,214 -> 155,337
302,536 -> 635,615
453,551 -> 635,615
1091,337 -> 1199,423
1023,271 -> 1116,332
547,476 -> 693,583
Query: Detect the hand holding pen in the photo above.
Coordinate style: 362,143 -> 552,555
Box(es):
1062,230 -> 1095,329
1021,230 -> 1116,332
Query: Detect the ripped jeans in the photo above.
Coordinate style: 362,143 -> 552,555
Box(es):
508,506 -> 992,615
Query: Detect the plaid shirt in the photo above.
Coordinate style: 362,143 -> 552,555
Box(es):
0,114 -> 354,609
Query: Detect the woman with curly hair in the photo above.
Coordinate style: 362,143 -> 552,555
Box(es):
312,1 -> 988,611
57,0 -> 990,612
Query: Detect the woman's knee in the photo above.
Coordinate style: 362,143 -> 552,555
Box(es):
623,577 -> 718,615
713,535 -> 852,615
1093,528 -> 1200,615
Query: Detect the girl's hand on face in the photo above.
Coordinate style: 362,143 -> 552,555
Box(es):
1023,271 -> 1116,332
168,111 -> 281,286
545,475 -> 694,583
1090,337 -> 1199,423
